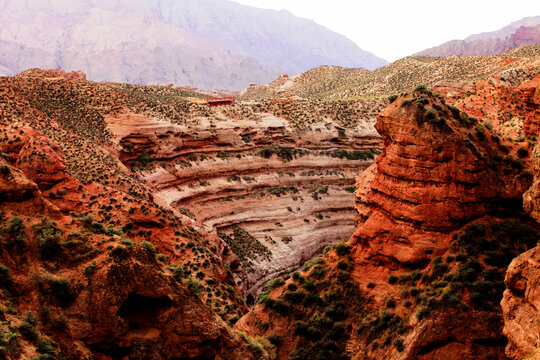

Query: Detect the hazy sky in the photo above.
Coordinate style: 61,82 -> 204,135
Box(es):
231,0 -> 539,62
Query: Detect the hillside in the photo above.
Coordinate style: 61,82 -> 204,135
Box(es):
240,45 -> 540,100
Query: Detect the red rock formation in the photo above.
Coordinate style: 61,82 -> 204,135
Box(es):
517,74 -> 540,137
524,141 -> 540,221
502,246 -> 540,359
16,68 -> 87,80
0,125 -> 258,359
351,91 -> 531,265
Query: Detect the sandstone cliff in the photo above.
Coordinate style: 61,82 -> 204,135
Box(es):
0,124 -> 261,358
238,83 -> 539,360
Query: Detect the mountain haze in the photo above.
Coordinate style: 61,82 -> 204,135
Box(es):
0,0 -> 386,90
415,16 -> 540,57
147,0 -> 388,73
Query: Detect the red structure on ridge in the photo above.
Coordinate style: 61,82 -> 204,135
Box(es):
206,97 -> 235,106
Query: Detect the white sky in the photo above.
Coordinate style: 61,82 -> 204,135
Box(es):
231,0 -> 540,62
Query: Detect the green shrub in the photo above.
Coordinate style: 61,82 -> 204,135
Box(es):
517,147 -> 529,158
284,290 -> 306,303
50,279 -> 76,306
7,215 -> 26,249
187,277 -> 203,296
475,125 -> 486,140
400,98 -> 412,107
33,219 -> 63,259
140,240 -> 157,253
156,253 -> 169,263
0,265 -> 12,288
393,338 -> 405,352
267,333 -> 283,346
414,84 -> 429,93
36,338 -> 56,355
388,95 -> 398,102
424,107 -> 436,120
415,305 -> 429,320
310,265 -> 326,279
83,262 -> 97,277
388,274 -> 398,284
18,311 -> 38,342
335,242 -> 351,256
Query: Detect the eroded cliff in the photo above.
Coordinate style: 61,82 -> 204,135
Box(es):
238,83 -> 539,360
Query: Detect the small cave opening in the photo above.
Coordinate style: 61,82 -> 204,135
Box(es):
117,293 -> 173,330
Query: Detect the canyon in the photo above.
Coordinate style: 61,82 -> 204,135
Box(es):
0,45 -> 539,359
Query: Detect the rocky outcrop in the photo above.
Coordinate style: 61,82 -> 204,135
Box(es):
238,86 -> 537,360
351,91 -> 531,265
0,123 -> 258,359
517,74 -> 540,138
502,246 -> 540,360
107,100 -> 382,297
524,141 -> 540,222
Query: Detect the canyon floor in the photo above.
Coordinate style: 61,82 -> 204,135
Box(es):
0,45 -> 539,359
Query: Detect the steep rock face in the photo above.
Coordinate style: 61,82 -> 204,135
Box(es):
517,74 -> 540,137
502,246 -> 540,360
351,93 -> 531,265
108,101 -> 382,297
524,141 -> 540,222
0,123 -> 258,359
239,87 -> 536,360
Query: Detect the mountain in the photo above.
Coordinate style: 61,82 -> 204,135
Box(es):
0,0 -> 386,90
145,0 -> 388,73
414,16 -> 540,57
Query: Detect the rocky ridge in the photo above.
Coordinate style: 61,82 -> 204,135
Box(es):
238,79 -> 540,360
0,69 -> 384,301
240,45 -> 540,101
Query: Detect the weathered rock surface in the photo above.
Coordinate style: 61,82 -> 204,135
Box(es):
524,141 -> 540,222
0,123 -> 258,359
502,246 -> 540,360
108,101 -> 382,297
351,92 -> 531,265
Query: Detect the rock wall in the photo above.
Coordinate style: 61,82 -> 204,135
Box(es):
502,246 -> 540,360
108,102 -> 382,297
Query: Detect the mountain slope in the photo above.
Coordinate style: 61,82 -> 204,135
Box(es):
0,0 -> 282,90
240,45 -> 540,100
0,0 -> 387,90
415,16 -> 540,57
146,0 -> 387,73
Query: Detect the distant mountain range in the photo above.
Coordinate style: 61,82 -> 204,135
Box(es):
0,0 -> 387,90
415,16 -> 540,57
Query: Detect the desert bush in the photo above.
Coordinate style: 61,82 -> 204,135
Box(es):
50,279 -> 76,306
18,311 -> 38,342
0,265 -> 12,288
187,277 -> 203,296
33,219 -> 63,259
